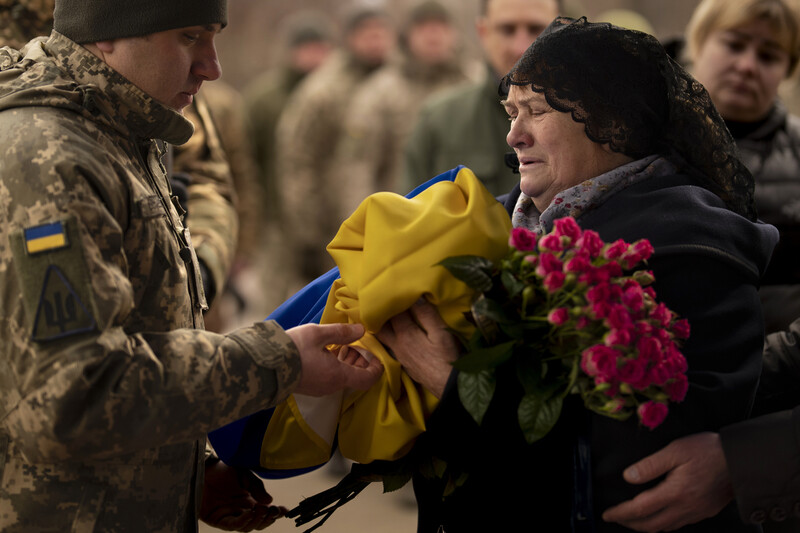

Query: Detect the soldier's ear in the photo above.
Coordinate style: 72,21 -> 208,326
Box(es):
94,40 -> 115,54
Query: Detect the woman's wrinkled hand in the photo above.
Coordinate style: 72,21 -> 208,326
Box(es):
377,299 -> 459,398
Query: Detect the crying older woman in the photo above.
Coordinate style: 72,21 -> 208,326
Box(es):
378,16 -> 778,532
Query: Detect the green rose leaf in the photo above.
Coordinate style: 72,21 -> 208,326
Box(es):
453,340 -> 515,372
501,269 -> 525,297
382,471 -> 413,493
472,293 -> 512,324
518,393 -> 563,444
458,369 -> 496,425
438,255 -> 495,292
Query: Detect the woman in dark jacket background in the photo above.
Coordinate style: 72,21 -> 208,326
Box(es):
684,0 -> 800,334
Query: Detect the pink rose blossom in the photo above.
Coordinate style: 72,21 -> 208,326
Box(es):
650,303 -> 673,327
576,230 -> 604,258
638,401 -> 669,429
543,271 -> 566,293
630,239 -> 654,262
538,234 -> 563,252
581,345 -> 620,380
648,363 -> 672,386
634,321 -> 654,337
618,357 -> 647,388
672,319 -> 690,339
553,217 -> 582,242
601,262 -> 624,279
587,283 -> 612,303
590,301 -> 612,320
603,239 -> 628,260
637,336 -> 662,362
509,227 -> 537,251
536,252 -> 563,277
547,307 -> 570,325
607,305 -> 634,330
605,328 -> 633,347
664,344 -> 688,373
565,253 -> 592,274
666,374 -> 689,402
622,285 -> 645,313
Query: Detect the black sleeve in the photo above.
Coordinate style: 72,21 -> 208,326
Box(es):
721,407 -> 800,524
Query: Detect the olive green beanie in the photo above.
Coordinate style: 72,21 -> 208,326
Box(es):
53,0 -> 227,43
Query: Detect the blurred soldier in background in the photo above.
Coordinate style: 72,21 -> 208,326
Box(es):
276,2 -> 396,293
402,0 -> 560,195
242,11 -> 336,315
244,10 -> 335,224
332,0 -> 479,206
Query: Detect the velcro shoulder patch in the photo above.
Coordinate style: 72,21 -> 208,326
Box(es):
10,217 -> 97,342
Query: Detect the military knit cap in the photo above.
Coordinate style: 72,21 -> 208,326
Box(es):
341,0 -> 390,35
283,10 -> 335,48
407,0 -> 451,25
52,0 -> 227,43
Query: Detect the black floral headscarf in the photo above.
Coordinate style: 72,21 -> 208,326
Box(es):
500,16 -> 757,221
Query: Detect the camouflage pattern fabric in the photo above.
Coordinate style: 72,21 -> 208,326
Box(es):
0,32 -> 301,532
276,50 -> 381,288
332,50 -> 473,204
199,80 -> 263,263
243,65 -> 306,224
175,92 -> 240,299
0,0 -> 54,49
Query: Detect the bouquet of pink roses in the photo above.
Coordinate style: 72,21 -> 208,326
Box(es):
442,216 -> 690,443
287,216 -> 690,531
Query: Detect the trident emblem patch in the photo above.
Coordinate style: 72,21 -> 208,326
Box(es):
32,264 -> 96,342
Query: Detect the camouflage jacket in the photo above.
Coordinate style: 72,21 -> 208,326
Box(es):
0,32 -> 301,532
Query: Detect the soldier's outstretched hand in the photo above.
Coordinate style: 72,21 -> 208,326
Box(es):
287,323 -> 383,396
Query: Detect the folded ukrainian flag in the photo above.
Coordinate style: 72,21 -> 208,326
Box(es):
208,166 -> 512,477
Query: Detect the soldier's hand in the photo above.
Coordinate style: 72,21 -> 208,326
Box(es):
200,460 -> 286,531
287,323 -> 383,396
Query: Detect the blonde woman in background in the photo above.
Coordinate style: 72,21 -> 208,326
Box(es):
687,0 -> 800,335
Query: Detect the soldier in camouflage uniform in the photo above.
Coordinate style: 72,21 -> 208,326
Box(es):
243,10 -> 334,224
0,1 -> 383,531
275,3 -> 396,293
332,0 -> 478,203
0,0 -> 242,317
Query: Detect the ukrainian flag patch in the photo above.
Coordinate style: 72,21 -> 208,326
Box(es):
24,221 -> 69,254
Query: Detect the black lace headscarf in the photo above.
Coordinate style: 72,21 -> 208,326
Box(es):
499,16 -> 757,221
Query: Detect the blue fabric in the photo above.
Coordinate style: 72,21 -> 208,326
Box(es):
207,167 -> 463,477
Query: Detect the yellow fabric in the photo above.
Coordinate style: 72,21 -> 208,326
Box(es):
261,168 -> 512,469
